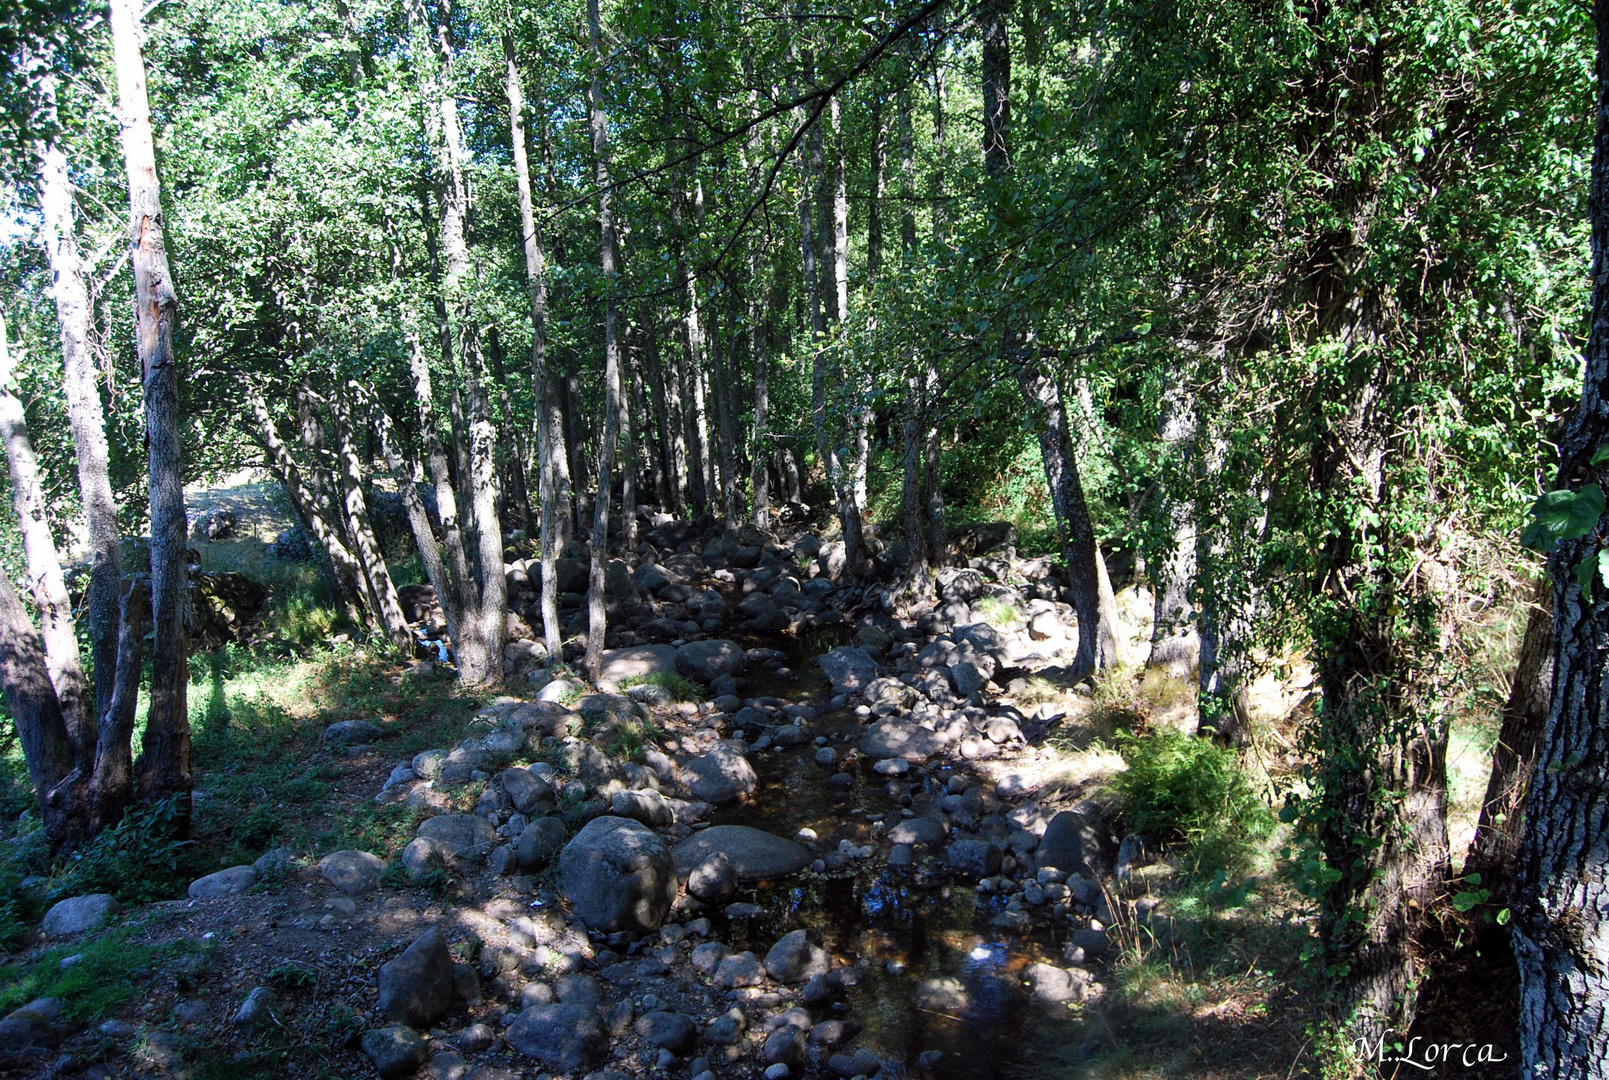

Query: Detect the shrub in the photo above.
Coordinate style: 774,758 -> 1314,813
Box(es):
52,795 -> 195,904
1109,730 -> 1273,874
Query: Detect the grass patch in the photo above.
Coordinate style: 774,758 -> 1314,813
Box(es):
619,670 -> 704,702
0,924 -> 215,1021
1090,666 -> 1150,735
976,595 -> 1023,629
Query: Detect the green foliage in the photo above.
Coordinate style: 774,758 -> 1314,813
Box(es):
618,671 -> 703,702
1109,731 -> 1274,874
0,925 -> 215,1020
53,796 -> 194,904
268,961 -> 318,989
973,595 -> 1022,629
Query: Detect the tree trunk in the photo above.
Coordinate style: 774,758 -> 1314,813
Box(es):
0,318 -> 91,762
751,277 -> 770,530
1512,7 -> 1609,1069
485,327 -> 532,534
646,323 -> 687,518
329,392 -> 412,651
38,85 -> 123,730
712,299 -> 740,530
89,580 -> 146,832
463,350 -> 506,686
361,374 -> 459,652
247,389 -> 368,627
0,568 -> 83,846
1147,368 -> 1199,676
410,344 -> 472,657
1464,578 -> 1551,908
620,327 -> 640,551
111,0 -> 189,823
583,0 -> 623,684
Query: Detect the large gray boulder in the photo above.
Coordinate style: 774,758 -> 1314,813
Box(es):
499,767 -> 556,816
681,746 -> 757,804
187,865 -> 256,900
675,639 -> 744,683
415,814 -> 499,865
558,816 -> 676,933
505,1004 -> 608,1072
318,850 -> 386,895
1035,809 -> 1116,879
378,926 -> 455,1027
818,647 -> 879,695
671,826 -> 811,883
860,720 -> 948,762
362,1026 -> 431,1079
599,644 -> 678,684
516,816 -> 568,870
764,930 -> 830,984
40,894 -> 119,937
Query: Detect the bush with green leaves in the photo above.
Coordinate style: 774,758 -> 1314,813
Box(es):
1109,730 -> 1274,874
52,795 -> 195,904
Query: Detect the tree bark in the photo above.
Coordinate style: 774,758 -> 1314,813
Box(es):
646,323 -> 687,518
1148,367 -> 1199,676
583,0 -> 623,684
37,80 -> 124,731
711,298 -> 741,530
1464,578 -> 1551,908
111,0 -> 190,822
0,317 -> 92,763
751,276 -> 771,530
1512,6 -> 1609,1069
463,349 -> 507,686
89,580 -> 146,832
485,327 -> 532,534
0,567 -> 82,846
620,326 -> 640,551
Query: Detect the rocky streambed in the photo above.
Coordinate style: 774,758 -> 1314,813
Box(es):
16,518 -> 1153,1080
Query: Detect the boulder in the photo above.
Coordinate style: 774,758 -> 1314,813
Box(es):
325,719 -> 384,745
40,894 -> 119,937
363,1026 -> 431,1079
505,1004 -> 608,1073
558,816 -> 676,933
671,826 -> 811,883
1036,810 -> 1115,879
713,952 -> 766,988
516,817 -> 568,870
187,865 -> 257,900
860,720 -> 947,762
681,746 -> 757,804
817,647 -> 878,695
599,644 -> 678,684
686,851 -> 735,902
886,815 -> 948,847
764,930 -> 830,984
230,986 -> 279,1028
412,815 -> 496,866
610,788 -> 673,828
947,838 -> 1002,877
318,850 -> 386,895
378,927 -> 455,1027
499,768 -> 556,816
0,999 -> 61,1051
634,1011 -> 697,1054
675,639 -> 745,683
912,976 -> 970,1013
1023,963 -> 1088,1008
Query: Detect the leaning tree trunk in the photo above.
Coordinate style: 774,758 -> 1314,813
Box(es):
0,318 -> 92,762
1464,577 -> 1552,909
247,388 -> 368,627
1512,5 -> 1609,1070
111,0 -> 189,823
583,0 -> 624,685
38,82 -> 124,730
330,392 -> 412,650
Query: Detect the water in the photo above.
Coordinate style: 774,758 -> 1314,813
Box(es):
699,630 -> 1059,1078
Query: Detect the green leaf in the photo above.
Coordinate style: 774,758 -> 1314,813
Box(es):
1522,485 -> 1605,551
1577,555 -> 1596,601
1592,445 -> 1609,466
1497,908 -> 1511,926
